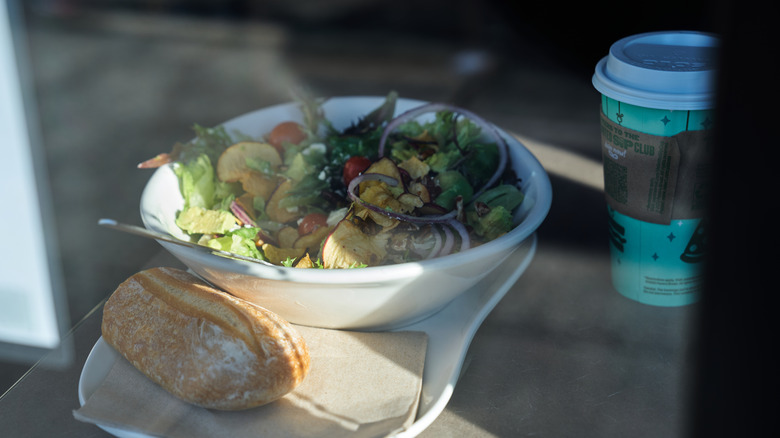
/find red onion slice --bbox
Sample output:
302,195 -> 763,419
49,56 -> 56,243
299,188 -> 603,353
426,226 -> 443,259
446,218 -> 471,252
230,201 -> 257,227
439,225 -> 454,256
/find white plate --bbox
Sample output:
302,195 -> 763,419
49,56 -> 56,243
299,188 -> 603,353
78,235 -> 536,437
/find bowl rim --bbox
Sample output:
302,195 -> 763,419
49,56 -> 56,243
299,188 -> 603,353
140,96 -> 552,284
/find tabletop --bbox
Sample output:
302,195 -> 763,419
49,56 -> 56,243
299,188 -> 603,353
0,136 -> 698,437
0,2 -> 714,437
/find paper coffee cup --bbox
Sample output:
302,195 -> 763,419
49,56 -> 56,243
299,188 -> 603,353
592,31 -> 719,306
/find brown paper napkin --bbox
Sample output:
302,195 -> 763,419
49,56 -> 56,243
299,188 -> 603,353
73,326 -> 428,438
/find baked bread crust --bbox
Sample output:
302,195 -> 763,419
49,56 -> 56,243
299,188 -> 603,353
101,267 -> 310,410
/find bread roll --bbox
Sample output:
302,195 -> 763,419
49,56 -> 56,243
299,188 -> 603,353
101,267 -> 310,410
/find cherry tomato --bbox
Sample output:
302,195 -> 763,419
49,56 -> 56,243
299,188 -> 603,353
343,156 -> 372,187
298,212 -> 329,236
268,121 -> 306,155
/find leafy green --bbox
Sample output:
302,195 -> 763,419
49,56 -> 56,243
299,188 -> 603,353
434,170 -> 474,210
174,154 -> 216,210
171,124 -> 240,166
278,173 -> 330,211
320,93 -> 399,194
465,185 -> 525,241
205,227 -> 264,260
385,110 -> 498,191
245,157 -> 275,175
252,196 -> 270,222
228,226 -> 262,241
213,183 -> 239,211
467,206 -> 513,241
175,206 -> 236,235
425,149 -> 462,174
342,91 -> 398,136
460,142 -> 499,188
173,153 -> 240,211
284,145 -> 327,181
328,129 -> 383,165
474,184 -> 524,210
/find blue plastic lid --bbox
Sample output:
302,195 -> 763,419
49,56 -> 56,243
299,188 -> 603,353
592,31 -> 720,110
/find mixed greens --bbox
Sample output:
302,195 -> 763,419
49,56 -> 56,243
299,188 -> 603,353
139,92 -> 524,268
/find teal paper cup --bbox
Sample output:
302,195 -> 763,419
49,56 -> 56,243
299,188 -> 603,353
592,31 -> 719,306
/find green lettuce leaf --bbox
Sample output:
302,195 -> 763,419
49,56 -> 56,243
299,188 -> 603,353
174,153 -> 240,211
205,228 -> 264,260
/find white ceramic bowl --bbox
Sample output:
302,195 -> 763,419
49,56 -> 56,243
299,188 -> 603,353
140,97 -> 552,330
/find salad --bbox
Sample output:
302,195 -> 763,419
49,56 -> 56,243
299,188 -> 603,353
139,92 -> 525,269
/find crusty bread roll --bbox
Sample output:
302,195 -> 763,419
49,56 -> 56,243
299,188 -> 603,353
101,267 -> 310,410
